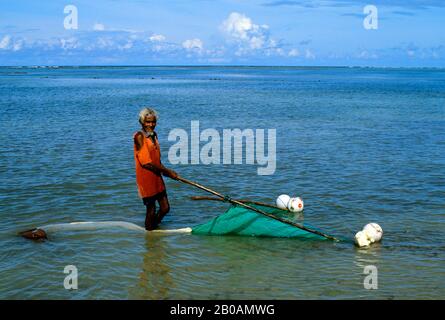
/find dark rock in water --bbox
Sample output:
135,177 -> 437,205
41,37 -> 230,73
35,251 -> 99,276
19,228 -> 47,241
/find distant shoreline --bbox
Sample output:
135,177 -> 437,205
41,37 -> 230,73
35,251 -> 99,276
1,65 -> 445,70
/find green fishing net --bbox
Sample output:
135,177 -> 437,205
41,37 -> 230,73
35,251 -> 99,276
192,203 -> 329,240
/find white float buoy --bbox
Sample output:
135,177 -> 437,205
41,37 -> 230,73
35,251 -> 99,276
355,223 -> 383,247
363,223 -> 383,243
354,230 -> 371,247
288,197 -> 304,213
276,194 -> 291,210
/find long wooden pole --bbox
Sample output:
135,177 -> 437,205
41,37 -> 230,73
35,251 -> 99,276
175,176 -> 339,241
191,195 -> 280,209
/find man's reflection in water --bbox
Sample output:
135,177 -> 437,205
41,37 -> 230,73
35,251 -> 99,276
135,234 -> 175,299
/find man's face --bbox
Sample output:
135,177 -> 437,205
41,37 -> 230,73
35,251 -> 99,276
143,115 -> 157,132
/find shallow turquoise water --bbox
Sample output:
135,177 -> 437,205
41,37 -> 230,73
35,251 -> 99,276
0,66 -> 444,299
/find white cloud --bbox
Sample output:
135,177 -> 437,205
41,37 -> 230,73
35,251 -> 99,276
12,40 -> 23,51
149,34 -> 166,42
263,39 -> 285,56
97,37 -> 114,48
0,36 -> 24,51
60,37 -> 78,50
130,34 -> 139,40
220,12 -> 270,50
249,36 -> 264,49
275,48 -> 285,56
0,35 -> 11,49
288,48 -> 300,57
221,12 -> 266,41
182,38 -> 203,51
93,23 -> 105,31
152,44 -> 163,52
358,50 -> 378,59
119,41 -> 133,50
305,49 -> 315,59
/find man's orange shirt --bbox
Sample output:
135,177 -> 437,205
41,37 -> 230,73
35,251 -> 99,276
134,132 -> 165,198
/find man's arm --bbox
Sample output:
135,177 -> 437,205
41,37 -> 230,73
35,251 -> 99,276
134,132 -> 144,151
134,132 -> 178,179
143,162 -> 178,179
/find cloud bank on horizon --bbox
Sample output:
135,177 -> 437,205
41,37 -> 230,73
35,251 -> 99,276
0,0 -> 444,66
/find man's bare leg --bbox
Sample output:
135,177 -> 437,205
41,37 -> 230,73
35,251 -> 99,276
145,203 -> 157,231
156,195 -> 170,226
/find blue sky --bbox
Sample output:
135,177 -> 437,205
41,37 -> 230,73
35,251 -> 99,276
0,0 -> 444,66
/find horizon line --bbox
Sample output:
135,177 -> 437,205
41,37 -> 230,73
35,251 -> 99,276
1,65 -> 445,69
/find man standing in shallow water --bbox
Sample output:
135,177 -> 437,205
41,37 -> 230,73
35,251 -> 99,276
134,108 -> 178,230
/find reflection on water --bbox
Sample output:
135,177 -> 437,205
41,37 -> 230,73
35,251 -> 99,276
353,244 -> 383,270
131,234 -> 175,299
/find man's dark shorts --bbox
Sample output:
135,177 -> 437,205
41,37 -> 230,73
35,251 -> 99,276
142,190 -> 167,206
